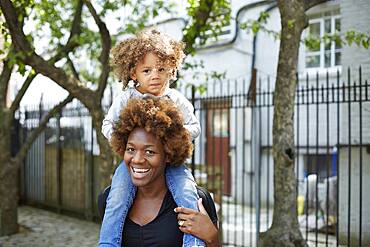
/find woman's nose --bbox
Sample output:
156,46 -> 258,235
132,151 -> 145,163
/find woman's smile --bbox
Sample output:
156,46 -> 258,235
130,166 -> 151,179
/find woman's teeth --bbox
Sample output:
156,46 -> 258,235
132,167 -> 150,173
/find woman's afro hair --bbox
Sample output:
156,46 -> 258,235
110,97 -> 193,166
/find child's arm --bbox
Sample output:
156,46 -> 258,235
171,90 -> 201,139
102,91 -> 130,140
182,101 -> 201,139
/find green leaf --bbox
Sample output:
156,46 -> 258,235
304,36 -> 321,51
153,8 -> 159,18
259,11 -> 269,23
18,62 -> 26,76
362,38 -> 369,49
251,21 -> 260,34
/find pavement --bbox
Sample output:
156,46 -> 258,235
0,204 -> 339,247
220,201 -> 339,247
0,206 -> 100,247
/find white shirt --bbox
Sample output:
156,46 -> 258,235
102,87 -> 201,140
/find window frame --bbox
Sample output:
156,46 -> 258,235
194,19 -> 235,48
304,14 -> 341,71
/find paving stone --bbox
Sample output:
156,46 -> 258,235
0,206 -> 100,247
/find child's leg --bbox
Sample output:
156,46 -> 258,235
166,164 -> 206,247
99,161 -> 136,246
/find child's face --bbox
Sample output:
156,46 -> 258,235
131,52 -> 172,96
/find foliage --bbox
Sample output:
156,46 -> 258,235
239,11 -> 272,36
240,11 -> 370,50
1,0 -> 233,94
122,1 -> 177,35
0,14 -> 11,53
179,59 -> 227,94
1,0 -> 177,86
1,3 -> 31,76
183,0 -> 231,54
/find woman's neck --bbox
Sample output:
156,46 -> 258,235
136,175 -> 167,199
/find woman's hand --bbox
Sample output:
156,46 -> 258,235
175,198 -> 219,247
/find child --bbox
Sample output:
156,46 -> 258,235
99,29 -> 204,247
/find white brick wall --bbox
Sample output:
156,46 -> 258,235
341,0 -> 370,81
340,0 -> 370,144
338,147 -> 370,246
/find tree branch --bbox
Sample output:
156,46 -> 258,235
48,0 -> 84,64
83,0 -> 111,100
9,71 -> 37,116
0,58 -> 13,108
66,54 -> 80,81
304,0 -> 328,11
183,0 -> 215,54
0,0 -> 33,53
10,95 -> 74,171
0,0 -> 93,106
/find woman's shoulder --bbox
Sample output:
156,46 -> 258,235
196,186 -> 218,224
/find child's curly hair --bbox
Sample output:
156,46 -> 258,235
110,97 -> 193,166
111,29 -> 186,88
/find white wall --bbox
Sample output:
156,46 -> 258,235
338,147 -> 370,246
341,0 -> 370,81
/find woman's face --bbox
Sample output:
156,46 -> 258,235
124,127 -> 167,188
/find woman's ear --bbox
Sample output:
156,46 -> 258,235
165,156 -> 170,164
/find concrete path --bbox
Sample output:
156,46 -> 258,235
0,206 -> 100,247
0,204 -> 340,247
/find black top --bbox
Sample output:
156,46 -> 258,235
122,190 -> 183,247
98,186 -> 218,247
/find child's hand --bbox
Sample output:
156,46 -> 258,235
175,198 -> 219,246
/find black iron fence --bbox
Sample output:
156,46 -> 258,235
17,67 -> 370,246
19,101 -> 102,220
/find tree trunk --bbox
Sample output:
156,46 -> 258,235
259,1 -> 308,246
0,133 -> 18,236
90,105 -> 114,190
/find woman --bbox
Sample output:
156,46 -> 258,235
99,97 -> 219,247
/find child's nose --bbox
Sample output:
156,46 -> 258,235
152,69 -> 161,76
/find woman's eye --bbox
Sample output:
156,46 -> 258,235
145,150 -> 155,155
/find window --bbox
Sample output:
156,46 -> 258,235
211,109 -> 229,137
305,15 -> 341,69
195,19 -> 234,47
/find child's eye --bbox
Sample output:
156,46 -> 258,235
126,147 -> 135,152
158,68 -> 165,72
142,69 -> 150,74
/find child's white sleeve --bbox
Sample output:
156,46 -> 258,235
102,92 -> 129,140
175,93 -> 201,140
